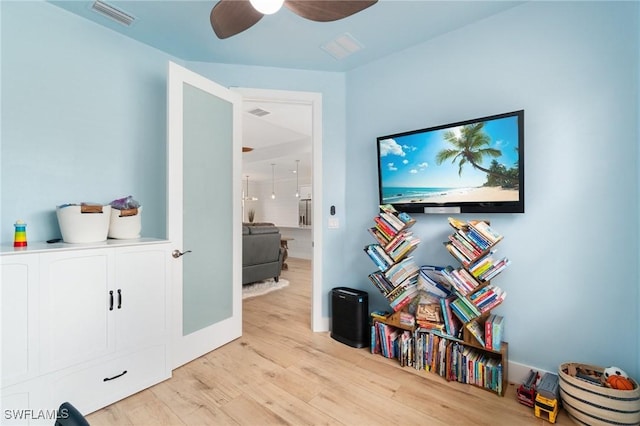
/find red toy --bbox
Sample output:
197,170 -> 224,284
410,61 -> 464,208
517,370 -> 540,407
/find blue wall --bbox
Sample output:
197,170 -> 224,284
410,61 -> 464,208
2,1 -> 639,378
1,1 -> 172,242
345,1 -> 639,376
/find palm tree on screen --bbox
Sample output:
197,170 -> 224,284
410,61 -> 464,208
435,123 -> 518,187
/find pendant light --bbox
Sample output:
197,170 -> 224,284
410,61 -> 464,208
243,175 -> 258,201
271,164 -> 276,199
295,160 -> 300,198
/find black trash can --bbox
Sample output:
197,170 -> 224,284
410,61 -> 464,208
330,287 -> 369,348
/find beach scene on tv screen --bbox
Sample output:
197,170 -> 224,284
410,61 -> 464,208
379,115 -> 520,204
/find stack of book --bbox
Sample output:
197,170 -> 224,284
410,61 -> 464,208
365,205 -> 420,312
444,218 -> 510,280
468,285 -> 507,313
417,265 -> 452,298
468,252 -> 511,282
464,314 -> 505,351
415,301 -> 445,331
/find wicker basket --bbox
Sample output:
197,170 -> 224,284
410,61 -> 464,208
559,362 -> 640,425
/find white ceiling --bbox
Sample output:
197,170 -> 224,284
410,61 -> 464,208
47,0 -> 523,182
242,100 -> 312,183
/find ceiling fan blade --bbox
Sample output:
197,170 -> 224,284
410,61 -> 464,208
210,0 -> 264,39
284,0 -> 377,22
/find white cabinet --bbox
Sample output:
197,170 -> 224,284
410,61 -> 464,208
1,240 -> 171,420
1,254 -> 39,387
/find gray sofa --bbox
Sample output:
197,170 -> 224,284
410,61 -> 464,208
242,223 -> 284,285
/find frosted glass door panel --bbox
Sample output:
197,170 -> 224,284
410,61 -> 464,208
182,82 -> 233,334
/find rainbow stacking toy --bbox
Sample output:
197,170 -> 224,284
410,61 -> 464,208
13,220 -> 27,247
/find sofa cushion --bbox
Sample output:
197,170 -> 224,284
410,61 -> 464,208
248,225 -> 279,235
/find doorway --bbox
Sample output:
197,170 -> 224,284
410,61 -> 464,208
234,88 -> 324,331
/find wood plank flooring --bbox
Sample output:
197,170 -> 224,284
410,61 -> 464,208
87,257 -> 572,425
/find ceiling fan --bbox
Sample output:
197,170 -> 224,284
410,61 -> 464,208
210,0 -> 378,39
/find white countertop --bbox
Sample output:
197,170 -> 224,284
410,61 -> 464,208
1,237 -> 170,256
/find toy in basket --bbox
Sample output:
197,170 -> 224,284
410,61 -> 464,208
559,362 -> 640,426
108,195 -> 142,239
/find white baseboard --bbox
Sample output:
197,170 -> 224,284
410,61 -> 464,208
508,359 -> 555,384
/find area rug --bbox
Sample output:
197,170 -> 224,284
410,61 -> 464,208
243,278 -> 289,299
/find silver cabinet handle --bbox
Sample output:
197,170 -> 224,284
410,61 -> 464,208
172,249 -> 192,259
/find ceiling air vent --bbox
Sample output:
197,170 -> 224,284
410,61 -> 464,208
91,0 -> 136,26
248,108 -> 270,117
321,32 -> 363,60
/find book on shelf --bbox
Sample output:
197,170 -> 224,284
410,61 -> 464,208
470,285 -> 506,313
441,266 -> 473,296
416,301 -> 444,323
465,320 -> 486,347
368,227 -> 390,246
379,211 -> 405,232
417,265 -> 452,299
444,243 -> 471,267
447,216 -> 466,230
479,258 -> 511,281
385,256 -> 419,284
368,271 -> 395,294
373,216 -> 398,240
441,295 -> 462,338
464,226 -> 492,251
469,221 -> 503,244
384,230 -> 410,253
491,314 -> 504,350
379,204 -> 416,229
389,237 -> 420,262
364,244 -> 391,272
484,314 -> 495,350
371,310 -> 391,321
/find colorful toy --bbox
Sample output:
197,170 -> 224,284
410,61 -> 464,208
608,375 -> 635,390
534,373 -> 560,423
13,220 -> 27,247
604,366 -> 629,380
517,369 -> 539,407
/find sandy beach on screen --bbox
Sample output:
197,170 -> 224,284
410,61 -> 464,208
405,186 -> 518,204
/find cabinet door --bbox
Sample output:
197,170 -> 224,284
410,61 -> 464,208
39,249 -> 115,373
1,254 -> 39,386
114,244 -> 169,351
1,376 -> 48,426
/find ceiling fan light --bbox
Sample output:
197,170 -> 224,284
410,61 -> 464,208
249,0 -> 284,15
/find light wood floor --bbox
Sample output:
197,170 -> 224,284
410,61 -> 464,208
87,257 -> 573,425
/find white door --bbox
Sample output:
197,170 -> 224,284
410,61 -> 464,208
167,61 -> 242,369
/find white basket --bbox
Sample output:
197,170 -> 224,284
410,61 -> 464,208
56,205 -> 111,243
559,362 -> 640,426
108,206 -> 142,239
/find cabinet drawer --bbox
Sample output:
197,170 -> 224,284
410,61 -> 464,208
49,344 -> 169,416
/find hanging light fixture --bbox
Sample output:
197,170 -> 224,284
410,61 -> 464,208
295,160 -> 300,198
271,164 -> 276,199
243,175 -> 258,201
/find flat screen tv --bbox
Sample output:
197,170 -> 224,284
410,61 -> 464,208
377,110 -> 524,214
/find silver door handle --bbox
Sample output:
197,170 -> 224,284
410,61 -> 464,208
172,249 -> 192,259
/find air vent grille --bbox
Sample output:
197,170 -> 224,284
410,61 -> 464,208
91,0 -> 136,26
321,32 -> 363,60
248,108 -> 270,117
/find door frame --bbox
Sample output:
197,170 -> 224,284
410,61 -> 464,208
233,87 -> 324,332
